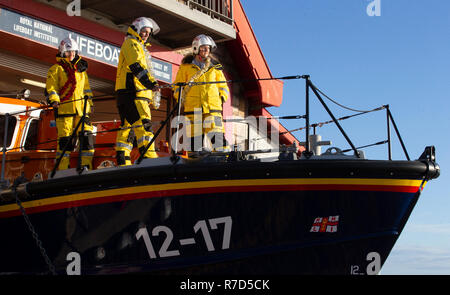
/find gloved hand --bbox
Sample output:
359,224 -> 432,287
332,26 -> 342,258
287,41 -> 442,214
76,59 -> 88,73
51,101 -> 60,108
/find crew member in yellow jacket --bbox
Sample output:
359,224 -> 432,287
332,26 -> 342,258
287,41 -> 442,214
46,37 -> 95,170
173,34 -> 230,153
115,17 -> 160,166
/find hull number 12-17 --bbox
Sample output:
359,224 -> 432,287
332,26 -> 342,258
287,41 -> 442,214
136,216 -> 232,259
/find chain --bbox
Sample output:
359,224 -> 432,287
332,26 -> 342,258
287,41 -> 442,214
13,186 -> 57,275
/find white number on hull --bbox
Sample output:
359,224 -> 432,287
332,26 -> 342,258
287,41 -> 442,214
136,216 -> 233,260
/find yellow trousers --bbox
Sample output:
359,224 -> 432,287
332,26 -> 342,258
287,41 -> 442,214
115,118 -> 157,166
185,111 -> 228,152
55,116 -> 94,170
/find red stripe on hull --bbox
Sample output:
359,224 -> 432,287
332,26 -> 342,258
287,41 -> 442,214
0,184 -> 419,218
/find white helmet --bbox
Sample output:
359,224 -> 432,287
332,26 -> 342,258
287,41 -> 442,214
132,17 -> 160,35
58,37 -> 79,56
192,34 -> 217,55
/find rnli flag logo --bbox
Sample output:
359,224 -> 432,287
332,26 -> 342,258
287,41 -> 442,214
310,216 -> 339,233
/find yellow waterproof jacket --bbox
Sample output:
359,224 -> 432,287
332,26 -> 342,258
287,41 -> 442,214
46,56 -> 93,116
115,27 -> 157,102
173,55 -> 229,114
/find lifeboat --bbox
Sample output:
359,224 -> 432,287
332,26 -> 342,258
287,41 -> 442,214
0,77 -> 440,275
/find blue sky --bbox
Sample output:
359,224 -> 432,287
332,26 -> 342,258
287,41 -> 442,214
241,0 -> 450,274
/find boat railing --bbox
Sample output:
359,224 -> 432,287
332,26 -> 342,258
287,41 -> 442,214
157,76 -> 411,162
1,75 -> 412,187
302,77 -> 410,161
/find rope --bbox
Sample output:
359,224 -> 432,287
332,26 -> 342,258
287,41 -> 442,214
341,140 -> 388,153
180,57 -> 212,100
309,82 -> 377,113
279,105 -> 386,135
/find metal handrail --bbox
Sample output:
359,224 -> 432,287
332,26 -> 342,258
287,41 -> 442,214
185,0 -> 233,24
301,79 -> 410,161
0,74 -> 413,189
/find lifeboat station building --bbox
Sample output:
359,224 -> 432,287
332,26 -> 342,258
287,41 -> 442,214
0,0 -> 300,171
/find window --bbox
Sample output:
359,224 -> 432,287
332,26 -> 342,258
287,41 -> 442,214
24,119 -> 39,151
0,115 -> 17,150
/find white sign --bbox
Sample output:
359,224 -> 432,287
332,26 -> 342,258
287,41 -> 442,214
0,8 -> 172,82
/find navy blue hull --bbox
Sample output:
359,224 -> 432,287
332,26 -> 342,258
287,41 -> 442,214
0,188 -> 418,275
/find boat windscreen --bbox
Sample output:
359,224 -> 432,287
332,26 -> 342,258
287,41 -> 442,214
0,115 -> 17,150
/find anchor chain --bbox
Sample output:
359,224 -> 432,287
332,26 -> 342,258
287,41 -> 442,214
13,185 -> 57,275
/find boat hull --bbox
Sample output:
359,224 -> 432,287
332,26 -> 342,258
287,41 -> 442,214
0,158 -> 438,275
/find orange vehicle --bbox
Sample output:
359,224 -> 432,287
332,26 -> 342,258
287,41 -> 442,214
0,96 -> 170,187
